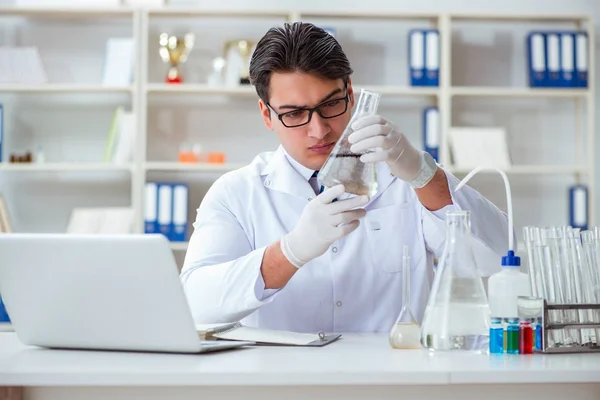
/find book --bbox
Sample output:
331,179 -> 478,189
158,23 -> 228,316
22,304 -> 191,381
195,322 -> 341,347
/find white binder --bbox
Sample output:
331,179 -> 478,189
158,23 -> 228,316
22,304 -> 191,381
144,182 -> 158,234
575,32 -> 588,87
425,30 -> 439,86
409,30 -> 425,86
546,33 -> 560,87
560,32 -> 575,87
172,184 -> 188,242
157,184 -> 173,239
527,32 -> 546,87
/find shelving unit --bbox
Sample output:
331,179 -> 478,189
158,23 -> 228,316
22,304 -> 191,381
0,6 -> 594,257
0,163 -> 134,172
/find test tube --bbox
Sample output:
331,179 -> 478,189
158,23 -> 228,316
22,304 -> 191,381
540,228 -> 565,346
523,227 -> 540,297
569,228 -> 594,344
582,231 -> 600,344
535,317 -> 543,351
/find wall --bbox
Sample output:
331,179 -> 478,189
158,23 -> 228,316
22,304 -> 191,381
0,0 -> 598,256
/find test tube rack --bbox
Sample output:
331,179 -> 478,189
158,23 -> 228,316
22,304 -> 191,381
538,301 -> 600,354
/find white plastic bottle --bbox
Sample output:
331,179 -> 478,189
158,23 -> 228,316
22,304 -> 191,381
488,250 -> 531,318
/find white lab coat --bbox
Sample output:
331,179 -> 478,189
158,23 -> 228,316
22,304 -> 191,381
181,145 -> 511,333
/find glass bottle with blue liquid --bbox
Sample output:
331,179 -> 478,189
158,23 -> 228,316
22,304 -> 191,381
489,317 -> 504,354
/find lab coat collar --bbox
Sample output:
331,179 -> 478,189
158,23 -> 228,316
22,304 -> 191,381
260,146 -> 316,200
282,147 -> 316,181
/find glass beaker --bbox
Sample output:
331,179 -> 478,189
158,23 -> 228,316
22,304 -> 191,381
317,89 -> 381,197
389,245 -> 421,349
420,210 -> 491,353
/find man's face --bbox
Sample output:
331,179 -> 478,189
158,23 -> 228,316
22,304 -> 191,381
259,72 -> 355,171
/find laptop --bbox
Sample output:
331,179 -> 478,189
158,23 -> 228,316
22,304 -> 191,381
0,233 -> 253,354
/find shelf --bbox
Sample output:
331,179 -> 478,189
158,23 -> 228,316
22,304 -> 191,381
0,6 -> 134,18
146,84 -> 438,97
170,241 -> 189,251
145,162 -> 246,172
0,163 -> 134,172
147,8 -> 290,18
449,13 -> 590,23
297,11 -> 439,20
447,165 -> 588,175
0,84 -> 134,94
451,87 -> 589,98
146,84 -> 256,96
359,85 -> 439,96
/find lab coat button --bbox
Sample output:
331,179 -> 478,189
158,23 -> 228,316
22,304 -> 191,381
332,246 -> 338,253
265,180 -> 271,187
336,301 -> 342,307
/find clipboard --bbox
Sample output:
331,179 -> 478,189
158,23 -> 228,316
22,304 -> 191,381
196,322 -> 342,347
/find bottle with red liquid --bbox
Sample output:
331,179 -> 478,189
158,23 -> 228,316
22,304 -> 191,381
519,318 -> 533,354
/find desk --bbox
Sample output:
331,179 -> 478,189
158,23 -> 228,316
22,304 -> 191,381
0,332 -> 599,400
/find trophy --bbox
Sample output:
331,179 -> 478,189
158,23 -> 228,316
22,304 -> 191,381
159,32 -> 195,84
223,39 -> 256,85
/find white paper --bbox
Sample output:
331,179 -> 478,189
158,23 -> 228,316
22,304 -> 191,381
216,326 -> 320,346
0,47 -> 47,84
449,127 -> 512,169
67,208 -> 135,234
102,38 -> 135,86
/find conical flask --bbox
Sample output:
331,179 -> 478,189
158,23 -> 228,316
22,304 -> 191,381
420,210 -> 491,353
389,245 -> 421,349
317,89 -> 381,197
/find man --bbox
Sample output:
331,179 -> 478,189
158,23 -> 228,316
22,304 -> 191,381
180,22 -> 510,333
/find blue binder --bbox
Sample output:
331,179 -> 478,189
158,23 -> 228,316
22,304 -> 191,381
409,29 -> 426,86
559,31 -> 576,87
144,182 -> 159,234
171,183 -> 189,242
424,30 -> 439,86
569,184 -> 588,230
546,32 -> 561,87
527,32 -> 547,87
575,31 -> 588,87
157,183 -> 173,240
409,29 -> 440,87
423,106 -> 439,162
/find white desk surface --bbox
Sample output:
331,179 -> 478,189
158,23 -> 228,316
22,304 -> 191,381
0,332 -> 599,387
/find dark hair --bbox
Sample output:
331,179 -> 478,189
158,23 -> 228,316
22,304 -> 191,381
249,22 -> 353,103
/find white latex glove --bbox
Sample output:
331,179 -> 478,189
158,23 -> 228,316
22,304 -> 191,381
347,115 -> 423,182
280,184 -> 368,268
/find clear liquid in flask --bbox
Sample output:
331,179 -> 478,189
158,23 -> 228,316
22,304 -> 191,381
420,211 -> 491,353
389,245 -> 422,349
317,89 -> 381,197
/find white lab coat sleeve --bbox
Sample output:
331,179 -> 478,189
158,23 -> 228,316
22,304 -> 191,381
180,181 -> 281,324
421,168 -> 515,276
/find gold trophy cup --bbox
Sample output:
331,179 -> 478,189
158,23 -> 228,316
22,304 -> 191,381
224,39 -> 256,85
159,32 -> 195,84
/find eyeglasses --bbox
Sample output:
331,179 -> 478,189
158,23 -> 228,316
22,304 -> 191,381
267,91 -> 350,128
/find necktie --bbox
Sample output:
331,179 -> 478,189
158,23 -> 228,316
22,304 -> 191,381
309,171 -> 321,195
